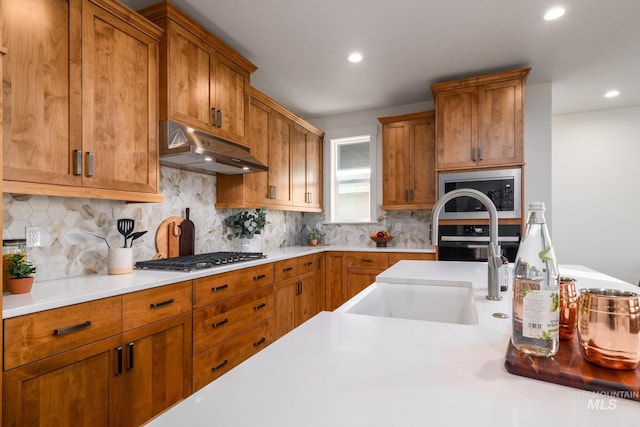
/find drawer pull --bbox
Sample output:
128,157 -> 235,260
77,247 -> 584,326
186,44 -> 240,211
53,320 -> 92,336
127,342 -> 134,371
253,274 -> 266,281
212,318 -> 229,328
115,346 -> 123,376
212,284 -> 229,292
211,359 -> 228,372
304,261 -> 313,267
283,266 -> 293,272
361,259 -> 374,263
253,337 -> 266,347
253,302 -> 267,311
150,298 -> 174,309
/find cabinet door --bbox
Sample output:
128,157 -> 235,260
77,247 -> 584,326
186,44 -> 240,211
296,272 -> 316,326
243,98 -> 270,203
325,252 -> 347,310
2,0 -> 82,186
435,87 -> 478,170
305,132 -> 323,209
382,121 -> 412,207
478,79 -> 524,166
347,268 -> 384,301
212,52 -> 250,145
290,124 -> 307,206
3,335 -> 122,427
268,111 -> 292,206
82,0 -> 158,193
122,312 -> 192,427
410,117 -> 436,206
166,20 -> 213,131
274,277 -> 296,340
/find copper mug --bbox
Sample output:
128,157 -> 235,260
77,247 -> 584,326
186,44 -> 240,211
559,277 -> 578,340
577,288 -> 640,370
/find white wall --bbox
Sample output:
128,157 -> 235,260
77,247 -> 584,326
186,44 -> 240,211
524,83 -> 553,231
552,106 -> 640,284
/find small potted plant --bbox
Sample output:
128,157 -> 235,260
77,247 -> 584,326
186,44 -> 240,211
226,207 -> 267,252
6,253 -> 37,294
307,229 -> 320,246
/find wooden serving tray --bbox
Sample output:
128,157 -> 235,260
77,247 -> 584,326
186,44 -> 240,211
504,335 -> 640,402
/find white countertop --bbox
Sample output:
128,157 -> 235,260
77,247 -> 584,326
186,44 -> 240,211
146,261 -> 639,426
2,245 -> 434,318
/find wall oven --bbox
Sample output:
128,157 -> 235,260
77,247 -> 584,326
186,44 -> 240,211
437,168 -> 521,220
438,224 -> 521,262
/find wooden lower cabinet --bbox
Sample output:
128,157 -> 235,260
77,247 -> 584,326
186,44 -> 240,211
274,272 -> 316,340
3,335 -> 123,427
325,251 -> 435,310
121,312 -> 192,427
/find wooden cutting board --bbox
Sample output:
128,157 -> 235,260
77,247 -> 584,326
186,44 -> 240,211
179,207 -> 195,256
155,216 -> 184,259
504,335 -> 640,401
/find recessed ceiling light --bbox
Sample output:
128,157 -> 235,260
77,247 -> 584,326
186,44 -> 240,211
605,90 -> 620,98
544,6 -> 565,21
348,52 -> 363,63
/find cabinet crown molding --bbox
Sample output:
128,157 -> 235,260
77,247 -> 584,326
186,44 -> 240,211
431,67 -> 531,93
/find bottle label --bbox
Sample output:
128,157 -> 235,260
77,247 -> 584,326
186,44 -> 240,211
522,289 -> 559,339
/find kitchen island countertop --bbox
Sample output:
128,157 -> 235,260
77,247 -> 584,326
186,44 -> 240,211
146,261 -> 639,426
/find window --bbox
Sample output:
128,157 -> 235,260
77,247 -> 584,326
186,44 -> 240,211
327,129 -> 376,223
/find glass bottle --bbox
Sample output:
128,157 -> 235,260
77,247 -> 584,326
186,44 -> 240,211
511,202 -> 560,357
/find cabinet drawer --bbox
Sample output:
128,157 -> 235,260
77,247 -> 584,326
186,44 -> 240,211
274,258 -> 298,282
123,281 -> 192,331
193,263 -> 274,308
192,320 -> 272,391
347,252 -> 389,269
193,286 -> 273,355
298,254 -> 317,275
3,296 -> 122,370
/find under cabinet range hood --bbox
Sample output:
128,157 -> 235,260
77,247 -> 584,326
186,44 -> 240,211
159,120 -> 268,175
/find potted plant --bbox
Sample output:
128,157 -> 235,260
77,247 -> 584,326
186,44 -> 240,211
307,229 -> 320,246
6,253 -> 37,294
226,207 -> 267,252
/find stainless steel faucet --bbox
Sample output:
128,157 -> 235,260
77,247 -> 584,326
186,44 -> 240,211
431,188 -> 502,300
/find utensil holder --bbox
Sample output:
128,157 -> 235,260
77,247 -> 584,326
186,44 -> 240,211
108,248 -> 133,275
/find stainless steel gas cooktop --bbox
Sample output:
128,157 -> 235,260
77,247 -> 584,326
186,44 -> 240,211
135,252 -> 266,272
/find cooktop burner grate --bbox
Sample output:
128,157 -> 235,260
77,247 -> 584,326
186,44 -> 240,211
135,252 -> 266,272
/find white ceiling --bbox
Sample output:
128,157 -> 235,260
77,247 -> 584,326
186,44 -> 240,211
123,0 -> 640,118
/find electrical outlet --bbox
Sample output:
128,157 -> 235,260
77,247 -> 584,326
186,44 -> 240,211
26,227 -> 41,248
394,223 -> 402,232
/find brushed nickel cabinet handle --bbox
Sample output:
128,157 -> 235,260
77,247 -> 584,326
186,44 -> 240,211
268,185 -> 276,199
211,107 -> 217,127
217,110 -> 223,128
472,147 -> 477,161
74,150 -> 83,175
53,320 -> 92,336
479,146 -> 484,160
150,298 -> 174,309
211,359 -> 228,372
86,152 -> 94,177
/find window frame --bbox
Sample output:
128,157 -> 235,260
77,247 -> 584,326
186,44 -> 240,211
324,125 -> 378,224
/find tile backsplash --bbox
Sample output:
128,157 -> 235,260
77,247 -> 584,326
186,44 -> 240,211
3,167 -> 432,281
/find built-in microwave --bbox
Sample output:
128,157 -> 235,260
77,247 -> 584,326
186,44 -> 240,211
437,168 -> 522,219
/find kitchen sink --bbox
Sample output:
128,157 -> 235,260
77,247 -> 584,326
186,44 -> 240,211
336,281 -> 479,325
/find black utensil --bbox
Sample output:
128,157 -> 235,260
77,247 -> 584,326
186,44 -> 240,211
117,218 -> 135,248
127,230 -> 148,247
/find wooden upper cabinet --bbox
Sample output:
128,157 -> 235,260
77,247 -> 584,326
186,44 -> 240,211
216,88 -> 324,212
2,0 -> 162,202
82,0 -> 159,194
379,111 -> 436,210
432,68 -> 529,171
140,2 -> 255,146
